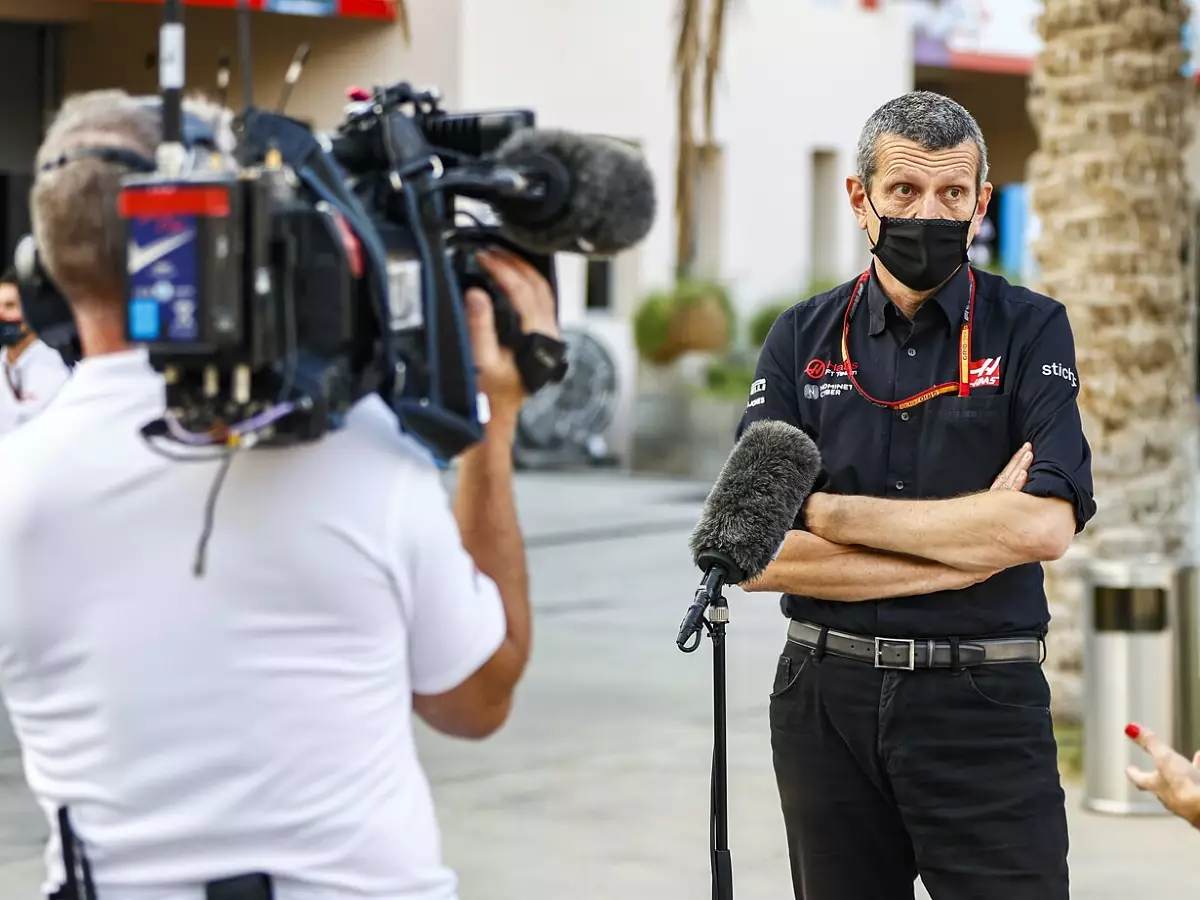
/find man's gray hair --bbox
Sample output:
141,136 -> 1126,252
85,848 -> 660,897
855,91 -> 989,193
30,89 -> 235,306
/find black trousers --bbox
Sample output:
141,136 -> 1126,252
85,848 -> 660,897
770,637 -> 1069,900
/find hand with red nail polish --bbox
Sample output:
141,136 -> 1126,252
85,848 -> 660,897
1124,722 -> 1200,830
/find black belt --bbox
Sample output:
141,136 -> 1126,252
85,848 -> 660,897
787,619 -> 1043,670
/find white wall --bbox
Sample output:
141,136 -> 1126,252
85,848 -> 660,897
715,1 -> 913,308
456,0 -> 912,321
456,0 -> 675,327
450,0 -> 912,464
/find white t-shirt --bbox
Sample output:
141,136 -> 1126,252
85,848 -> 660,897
0,349 -> 506,900
0,338 -> 71,433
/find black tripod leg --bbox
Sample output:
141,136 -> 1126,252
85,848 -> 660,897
710,620 -> 733,900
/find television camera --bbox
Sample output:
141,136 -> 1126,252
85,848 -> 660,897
15,0 -> 656,463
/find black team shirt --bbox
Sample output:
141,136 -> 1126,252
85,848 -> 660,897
739,264 -> 1096,639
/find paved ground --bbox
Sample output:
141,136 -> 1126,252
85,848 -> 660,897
0,471 -> 1198,897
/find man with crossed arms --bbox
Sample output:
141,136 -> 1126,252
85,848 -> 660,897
741,91 -> 1094,900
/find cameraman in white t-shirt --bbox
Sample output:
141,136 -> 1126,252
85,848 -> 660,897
0,265 -> 70,433
0,90 -> 547,900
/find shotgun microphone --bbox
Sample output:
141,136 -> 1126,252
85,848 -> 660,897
438,128 -> 656,257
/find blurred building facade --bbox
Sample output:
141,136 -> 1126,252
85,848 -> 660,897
0,0 -> 916,321
0,0 -> 1196,462
0,0 -> 1197,320
0,0 -> 911,464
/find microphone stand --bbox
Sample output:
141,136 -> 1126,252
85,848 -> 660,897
677,566 -> 734,900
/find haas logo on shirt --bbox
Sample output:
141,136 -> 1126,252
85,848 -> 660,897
969,357 -> 1002,388
805,359 -> 858,380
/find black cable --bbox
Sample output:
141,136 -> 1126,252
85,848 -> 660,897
138,424 -> 238,578
193,451 -> 236,577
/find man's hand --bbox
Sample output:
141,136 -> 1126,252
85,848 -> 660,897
464,250 -> 560,428
991,442 -> 1032,491
1125,723 -> 1200,830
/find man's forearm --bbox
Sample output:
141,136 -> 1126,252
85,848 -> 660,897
743,531 -> 994,601
807,491 -> 1072,572
452,411 -> 531,665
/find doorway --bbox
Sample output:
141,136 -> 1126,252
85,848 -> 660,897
0,23 -> 63,266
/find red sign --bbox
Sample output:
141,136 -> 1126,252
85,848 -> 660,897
95,0 -> 395,22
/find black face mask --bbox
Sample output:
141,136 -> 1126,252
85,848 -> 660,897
0,321 -> 25,347
868,196 -> 972,292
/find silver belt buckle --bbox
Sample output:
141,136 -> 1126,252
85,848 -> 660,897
874,637 -> 916,670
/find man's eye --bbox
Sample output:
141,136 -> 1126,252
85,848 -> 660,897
895,185 -> 911,196
947,188 -> 963,200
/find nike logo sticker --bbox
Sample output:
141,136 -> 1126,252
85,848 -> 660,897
128,230 -> 195,275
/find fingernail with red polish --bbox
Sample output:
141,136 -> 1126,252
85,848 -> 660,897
1125,723 -> 1140,739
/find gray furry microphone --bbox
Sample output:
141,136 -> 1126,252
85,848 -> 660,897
677,420 -> 821,650
689,420 -> 823,585
491,129 -> 656,256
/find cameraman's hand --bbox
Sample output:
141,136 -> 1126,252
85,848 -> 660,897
464,250 -> 559,426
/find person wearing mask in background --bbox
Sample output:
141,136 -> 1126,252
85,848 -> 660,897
0,265 -> 70,432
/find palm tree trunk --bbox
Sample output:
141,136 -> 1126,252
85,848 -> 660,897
397,0 -> 410,43
674,0 -> 703,279
701,0 -> 727,146
1027,0 -> 1194,717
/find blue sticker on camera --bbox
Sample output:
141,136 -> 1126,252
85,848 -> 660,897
128,298 -> 161,341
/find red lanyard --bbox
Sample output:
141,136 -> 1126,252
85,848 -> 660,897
840,268 -> 976,411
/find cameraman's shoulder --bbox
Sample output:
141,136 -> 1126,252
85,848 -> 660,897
342,394 -> 441,473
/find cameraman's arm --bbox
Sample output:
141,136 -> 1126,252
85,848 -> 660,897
437,415 -> 530,733
402,429 -> 528,740
411,252 -> 552,739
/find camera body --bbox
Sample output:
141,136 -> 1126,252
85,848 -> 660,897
121,155 -> 366,445
126,83 -> 562,459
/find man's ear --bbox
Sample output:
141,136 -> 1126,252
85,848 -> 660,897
975,182 -> 993,224
847,176 -> 869,231
968,182 -> 994,245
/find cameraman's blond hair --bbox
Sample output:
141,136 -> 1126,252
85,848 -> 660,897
31,89 -> 235,308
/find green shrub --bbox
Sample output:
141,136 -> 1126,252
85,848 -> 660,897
749,303 -> 790,348
674,279 -> 735,330
805,277 -> 845,296
747,279 -> 843,349
703,359 -> 757,399
633,291 -> 676,364
633,279 -> 737,365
